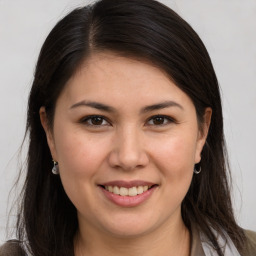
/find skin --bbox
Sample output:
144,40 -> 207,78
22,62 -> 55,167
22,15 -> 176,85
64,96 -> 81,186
40,52 -> 211,256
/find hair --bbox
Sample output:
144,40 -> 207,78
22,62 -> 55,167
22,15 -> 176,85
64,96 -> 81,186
14,0 -> 245,255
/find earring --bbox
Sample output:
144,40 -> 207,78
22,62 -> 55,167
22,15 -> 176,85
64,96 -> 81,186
194,164 -> 201,174
52,160 -> 59,175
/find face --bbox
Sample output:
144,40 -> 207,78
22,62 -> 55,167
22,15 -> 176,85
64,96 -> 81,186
41,53 -> 211,239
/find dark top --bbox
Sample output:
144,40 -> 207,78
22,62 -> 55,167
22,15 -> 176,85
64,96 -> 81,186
1,229 -> 256,256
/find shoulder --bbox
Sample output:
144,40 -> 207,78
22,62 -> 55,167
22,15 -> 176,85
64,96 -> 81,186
243,229 -> 256,256
0,240 -> 26,256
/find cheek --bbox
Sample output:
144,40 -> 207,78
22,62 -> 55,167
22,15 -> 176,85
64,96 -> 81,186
152,136 -> 196,205
150,133 -> 196,199
151,134 -> 197,175
54,129 -> 109,175
54,130 -> 111,208
52,131 -> 112,210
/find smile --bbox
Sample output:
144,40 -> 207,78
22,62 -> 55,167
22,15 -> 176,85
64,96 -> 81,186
104,185 -> 153,197
99,181 -> 158,207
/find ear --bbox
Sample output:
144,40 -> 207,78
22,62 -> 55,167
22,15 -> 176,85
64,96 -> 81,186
39,107 -> 58,161
195,107 -> 212,164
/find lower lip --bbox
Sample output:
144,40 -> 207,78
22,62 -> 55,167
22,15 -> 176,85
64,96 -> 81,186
99,186 -> 157,207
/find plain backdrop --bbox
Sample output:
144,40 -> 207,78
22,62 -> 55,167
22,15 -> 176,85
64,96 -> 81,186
0,0 -> 256,242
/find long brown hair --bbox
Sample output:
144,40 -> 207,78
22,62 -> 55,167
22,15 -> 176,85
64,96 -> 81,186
14,0 -> 245,255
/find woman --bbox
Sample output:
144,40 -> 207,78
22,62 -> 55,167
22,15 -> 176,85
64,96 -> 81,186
0,0 -> 255,255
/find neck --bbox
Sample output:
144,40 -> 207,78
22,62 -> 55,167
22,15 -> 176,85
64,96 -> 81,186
74,217 -> 190,256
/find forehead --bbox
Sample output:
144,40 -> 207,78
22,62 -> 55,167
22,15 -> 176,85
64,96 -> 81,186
72,53 -> 170,88
58,52 -> 194,110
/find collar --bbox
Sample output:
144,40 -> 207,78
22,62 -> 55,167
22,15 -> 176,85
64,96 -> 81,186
190,224 -> 205,256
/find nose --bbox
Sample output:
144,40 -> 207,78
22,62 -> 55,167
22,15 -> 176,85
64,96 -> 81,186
108,126 -> 149,171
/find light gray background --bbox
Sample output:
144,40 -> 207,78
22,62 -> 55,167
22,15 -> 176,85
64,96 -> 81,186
0,0 -> 256,242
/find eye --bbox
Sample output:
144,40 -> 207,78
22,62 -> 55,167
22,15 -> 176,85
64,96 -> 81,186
147,115 -> 174,126
81,115 -> 110,126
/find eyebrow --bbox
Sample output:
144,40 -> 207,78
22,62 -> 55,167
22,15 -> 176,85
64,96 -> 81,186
141,101 -> 184,113
70,100 -> 183,113
70,100 -> 115,112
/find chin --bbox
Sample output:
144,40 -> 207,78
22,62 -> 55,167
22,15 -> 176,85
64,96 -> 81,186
97,214 -> 161,238
104,226 -> 153,239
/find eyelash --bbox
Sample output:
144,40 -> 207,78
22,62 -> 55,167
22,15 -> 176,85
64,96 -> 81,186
146,115 -> 176,126
80,115 -> 111,127
80,115 -> 176,127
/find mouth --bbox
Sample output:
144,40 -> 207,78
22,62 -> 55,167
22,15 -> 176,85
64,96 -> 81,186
100,184 -> 158,197
98,181 -> 159,207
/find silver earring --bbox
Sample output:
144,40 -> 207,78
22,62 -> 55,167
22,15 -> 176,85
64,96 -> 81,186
194,164 -> 201,174
52,160 -> 59,175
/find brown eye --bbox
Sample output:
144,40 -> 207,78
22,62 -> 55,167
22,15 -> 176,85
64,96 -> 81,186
82,115 -> 109,126
147,115 -> 174,126
91,116 -> 104,125
152,116 -> 165,125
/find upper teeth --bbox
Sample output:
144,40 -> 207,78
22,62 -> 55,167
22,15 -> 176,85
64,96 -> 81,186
105,185 -> 150,196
